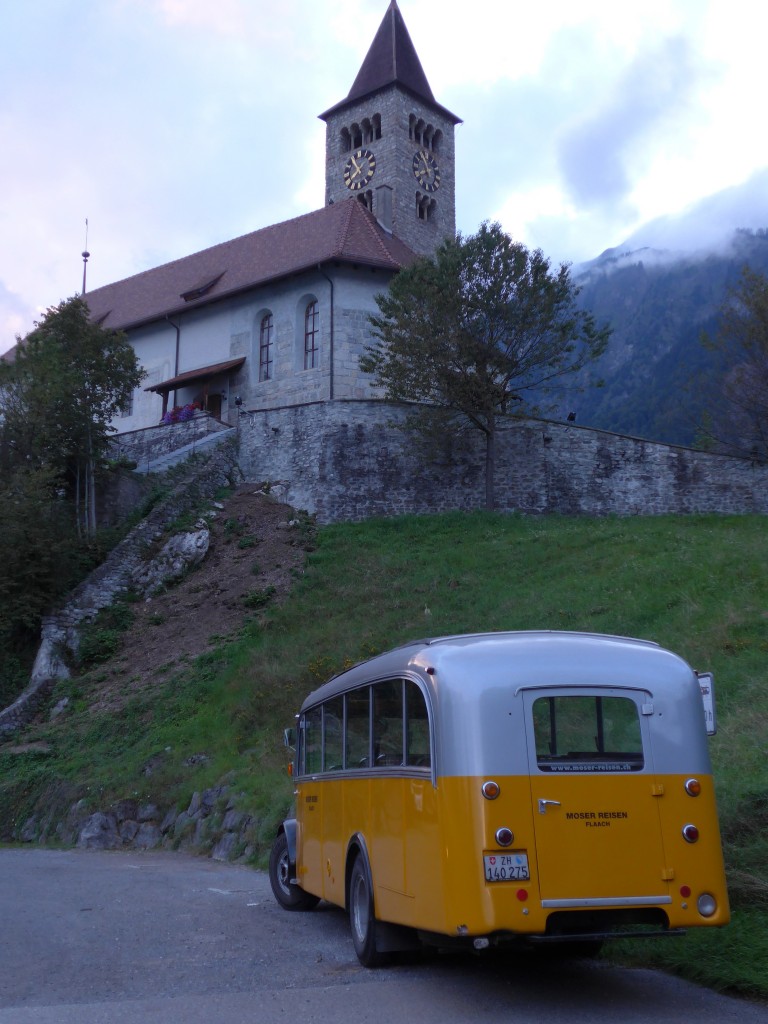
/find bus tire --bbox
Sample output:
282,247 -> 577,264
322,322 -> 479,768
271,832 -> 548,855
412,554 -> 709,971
349,854 -> 389,967
268,832 -> 319,912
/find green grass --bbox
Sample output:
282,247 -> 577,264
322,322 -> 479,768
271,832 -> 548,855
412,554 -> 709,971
1,511 -> 767,997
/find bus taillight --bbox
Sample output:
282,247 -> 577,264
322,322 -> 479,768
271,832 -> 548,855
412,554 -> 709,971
682,824 -> 700,843
495,827 -> 514,847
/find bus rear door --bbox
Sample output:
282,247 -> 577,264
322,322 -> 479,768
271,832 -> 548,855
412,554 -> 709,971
522,689 -> 670,909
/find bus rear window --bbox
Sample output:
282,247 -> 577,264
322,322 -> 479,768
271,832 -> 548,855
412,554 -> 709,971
532,695 -> 644,772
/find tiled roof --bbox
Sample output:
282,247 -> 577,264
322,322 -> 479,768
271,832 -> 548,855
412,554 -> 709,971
145,357 -> 246,394
84,198 -> 417,332
319,1 -> 461,125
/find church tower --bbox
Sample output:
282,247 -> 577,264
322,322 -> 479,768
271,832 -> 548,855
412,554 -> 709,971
319,1 -> 461,257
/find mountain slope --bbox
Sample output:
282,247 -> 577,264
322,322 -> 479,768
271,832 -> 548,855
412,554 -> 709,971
571,228 -> 768,446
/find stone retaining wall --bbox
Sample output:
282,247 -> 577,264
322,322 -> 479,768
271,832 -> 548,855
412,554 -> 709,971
236,400 -> 768,522
18,782 -> 258,863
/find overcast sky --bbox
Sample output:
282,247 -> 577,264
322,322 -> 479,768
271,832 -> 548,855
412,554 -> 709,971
1,0 -> 766,355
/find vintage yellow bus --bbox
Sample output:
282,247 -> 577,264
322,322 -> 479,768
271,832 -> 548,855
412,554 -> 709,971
269,631 -> 729,966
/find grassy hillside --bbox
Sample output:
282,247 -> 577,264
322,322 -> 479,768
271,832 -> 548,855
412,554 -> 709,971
2,510 -> 767,996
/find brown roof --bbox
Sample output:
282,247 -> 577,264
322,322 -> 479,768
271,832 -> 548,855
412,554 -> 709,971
145,357 -> 246,394
319,0 -> 461,125
84,198 -> 417,332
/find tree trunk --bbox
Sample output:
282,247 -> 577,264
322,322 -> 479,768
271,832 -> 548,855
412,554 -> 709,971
74,462 -> 82,539
485,418 -> 496,510
87,456 -> 97,537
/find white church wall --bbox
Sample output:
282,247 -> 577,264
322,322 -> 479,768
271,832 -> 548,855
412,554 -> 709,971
111,322 -> 174,432
111,261 -> 394,433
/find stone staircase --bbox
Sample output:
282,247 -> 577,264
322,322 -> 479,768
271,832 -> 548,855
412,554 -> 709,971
134,426 -> 237,474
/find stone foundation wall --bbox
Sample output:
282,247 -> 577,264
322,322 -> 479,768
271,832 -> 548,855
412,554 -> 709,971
236,400 -> 768,522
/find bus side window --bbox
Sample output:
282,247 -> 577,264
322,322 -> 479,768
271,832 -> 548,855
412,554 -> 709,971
373,680 -> 404,766
346,687 -> 371,768
304,706 -> 323,775
324,696 -> 344,771
405,681 -> 431,768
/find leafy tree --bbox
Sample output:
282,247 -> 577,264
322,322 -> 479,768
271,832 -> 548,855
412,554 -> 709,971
361,222 -> 611,508
0,296 -> 144,700
0,465 -> 84,704
0,296 -> 144,536
697,267 -> 768,459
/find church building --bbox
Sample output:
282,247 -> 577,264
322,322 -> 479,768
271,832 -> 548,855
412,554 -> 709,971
84,1 -> 460,434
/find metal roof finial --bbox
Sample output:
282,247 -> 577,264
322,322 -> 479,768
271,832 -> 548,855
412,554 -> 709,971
81,218 -> 90,294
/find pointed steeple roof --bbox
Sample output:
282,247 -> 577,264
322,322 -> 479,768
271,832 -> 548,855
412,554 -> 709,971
320,1 -> 460,124
349,1 -> 434,105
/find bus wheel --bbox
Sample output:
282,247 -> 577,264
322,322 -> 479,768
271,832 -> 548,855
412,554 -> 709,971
268,832 -> 319,911
349,855 -> 389,967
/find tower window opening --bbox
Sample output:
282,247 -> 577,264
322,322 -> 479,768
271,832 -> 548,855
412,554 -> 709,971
357,190 -> 373,212
410,115 -> 438,151
343,114 -> 381,152
416,192 -> 436,221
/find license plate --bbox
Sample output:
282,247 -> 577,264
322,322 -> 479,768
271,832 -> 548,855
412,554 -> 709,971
483,852 -> 530,883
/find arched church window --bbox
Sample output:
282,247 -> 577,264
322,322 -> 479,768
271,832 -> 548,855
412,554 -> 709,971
357,190 -> 373,212
259,313 -> 274,382
409,114 -> 416,140
340,127 -> 351,153
304,301 -> 319,369
362,118 -> 372,144
351,123 -> 363,149
372,113 -> 381,139
432,129 -> 442,154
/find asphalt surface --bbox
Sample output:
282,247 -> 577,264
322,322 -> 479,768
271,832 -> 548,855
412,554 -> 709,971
1,848 -> 766,1024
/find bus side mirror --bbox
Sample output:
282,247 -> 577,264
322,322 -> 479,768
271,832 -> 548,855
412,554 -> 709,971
284,727 -> 296,749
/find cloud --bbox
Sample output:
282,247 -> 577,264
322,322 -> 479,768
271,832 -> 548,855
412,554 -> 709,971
624,167 -> 768,254
0,0 -> 765,351
557,35 -> 705,211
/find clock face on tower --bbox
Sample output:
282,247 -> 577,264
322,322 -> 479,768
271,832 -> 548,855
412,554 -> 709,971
343,148 -> 377,191
413,149 -> 440,192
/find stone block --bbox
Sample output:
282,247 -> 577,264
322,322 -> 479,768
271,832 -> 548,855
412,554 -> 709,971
78,812 -> 120,850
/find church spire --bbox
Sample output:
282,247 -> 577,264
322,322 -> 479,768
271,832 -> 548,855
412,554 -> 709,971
320,1 -> 460,256
320,1 -> 459,124
347,0 -> 435,107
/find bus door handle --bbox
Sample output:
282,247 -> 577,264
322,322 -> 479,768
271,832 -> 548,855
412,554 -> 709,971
538,798 -> 562,815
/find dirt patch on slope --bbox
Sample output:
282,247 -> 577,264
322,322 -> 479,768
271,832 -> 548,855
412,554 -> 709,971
85,487 -> 311,712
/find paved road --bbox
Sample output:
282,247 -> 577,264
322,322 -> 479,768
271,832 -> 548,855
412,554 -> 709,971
1,849 -> 766,1024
